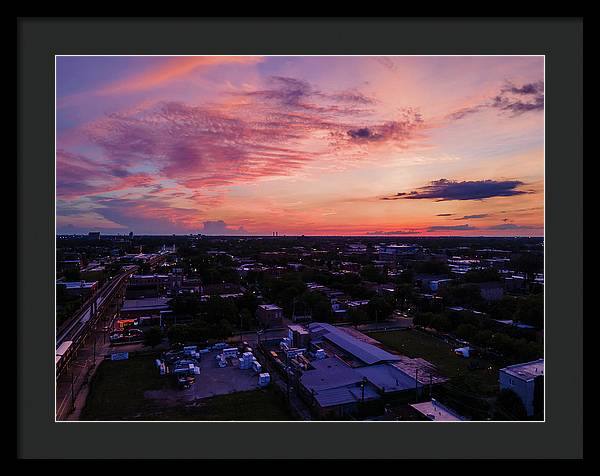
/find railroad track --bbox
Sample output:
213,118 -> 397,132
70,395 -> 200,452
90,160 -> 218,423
56,265 -> 138,349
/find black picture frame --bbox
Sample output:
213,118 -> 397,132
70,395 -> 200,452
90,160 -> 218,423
18,17 -> 583,459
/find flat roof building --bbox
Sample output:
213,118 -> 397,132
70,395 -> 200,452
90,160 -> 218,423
121,297 -> 171,318
410,399 -> 466,421
499,358 -> 544,417
257,304 -> 283,329
308,322 -> 401,366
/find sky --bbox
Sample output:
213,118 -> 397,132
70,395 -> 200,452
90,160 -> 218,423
56,56 -> 544,236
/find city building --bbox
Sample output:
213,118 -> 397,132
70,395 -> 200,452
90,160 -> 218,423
499,358 -> 544,416
58,280 -> 98,298
120,297 -> 171,319
127,274 -> 171,298
257,304 -> 283,328
478,281 -> 504,301
378,244 -> 420,261
58,259 -> 81,273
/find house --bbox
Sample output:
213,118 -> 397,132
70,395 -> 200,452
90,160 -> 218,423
499,358 -> 544,417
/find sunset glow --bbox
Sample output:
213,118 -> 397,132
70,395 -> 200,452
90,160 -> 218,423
56,56 -> 544,236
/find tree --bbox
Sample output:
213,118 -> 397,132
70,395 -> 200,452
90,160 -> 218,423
204,296 -> 239,325
514,293 -> 543,329
349,308 -> 369,327
168,295 -> 201,316
167,324 -> 190,345
430,314 -> 451,332
64,269 -> 81,281
512,252 -> 543,285
366,296 -> 393,322
413,312 -> 436,328
413,260 -> 450,275
395,283 -> 415,312
239,308 -> 253,331
361,265 -> 385,284
300,291 -> 333,323
216,319 -> 234,339
494,389 -> 527,420
143,326 -> 163,348
463,268 -> 501,283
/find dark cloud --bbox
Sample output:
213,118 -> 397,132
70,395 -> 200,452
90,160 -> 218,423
347,127 -> 382,140
426,224 -> 476,232
330,91 -> 375,105
240,76 -> 374,115
245,76 -> 313,108
436,213 -> 454,217
457,214 -> 489,219
366,230 -> 421,235
385,179 -> 529,201
346,109 -> 424,143
200,220 -> 248,235
447,80 -> 544,120
90,196 -> 200,235
502,81 -> 544,96
446,105 -> 485,121
485,223 -> 541,231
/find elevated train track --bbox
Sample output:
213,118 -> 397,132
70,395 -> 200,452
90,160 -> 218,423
55,265 -> 138,377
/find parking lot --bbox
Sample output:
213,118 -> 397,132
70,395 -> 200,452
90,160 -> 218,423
144,350 -> 261,406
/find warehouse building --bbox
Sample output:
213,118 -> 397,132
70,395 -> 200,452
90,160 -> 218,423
294,323 -> 443,419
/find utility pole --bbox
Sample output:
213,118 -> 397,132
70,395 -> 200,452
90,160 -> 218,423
285,350 -> 290,403
429,373 -> 433,399
70,370 -> 75,411
415,368 -> 419,403
361,377 -> 366,403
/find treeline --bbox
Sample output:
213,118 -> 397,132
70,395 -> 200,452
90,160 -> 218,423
162,292 -> 260,343
413,310 -> 542,363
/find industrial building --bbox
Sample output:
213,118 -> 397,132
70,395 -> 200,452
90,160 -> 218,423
269,322 -> 447,419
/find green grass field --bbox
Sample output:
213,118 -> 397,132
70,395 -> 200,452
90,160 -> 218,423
368,329 -> 501,397
81,354 -> 292,421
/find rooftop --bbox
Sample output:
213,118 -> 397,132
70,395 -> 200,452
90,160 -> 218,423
60,281 -> 97,289
259,304 -> 283,311
355,363 -> 420,392
410,399 -> 466,421
288,324 -> 309,335
309,322 -> 401,365
121,297 -> 171,311
500,358 -> 544,381
299,357 -> 380,407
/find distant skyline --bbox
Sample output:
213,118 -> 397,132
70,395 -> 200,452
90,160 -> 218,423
56,56 -> 544,236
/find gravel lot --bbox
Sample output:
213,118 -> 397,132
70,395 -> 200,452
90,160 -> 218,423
144,350 -> 261,405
